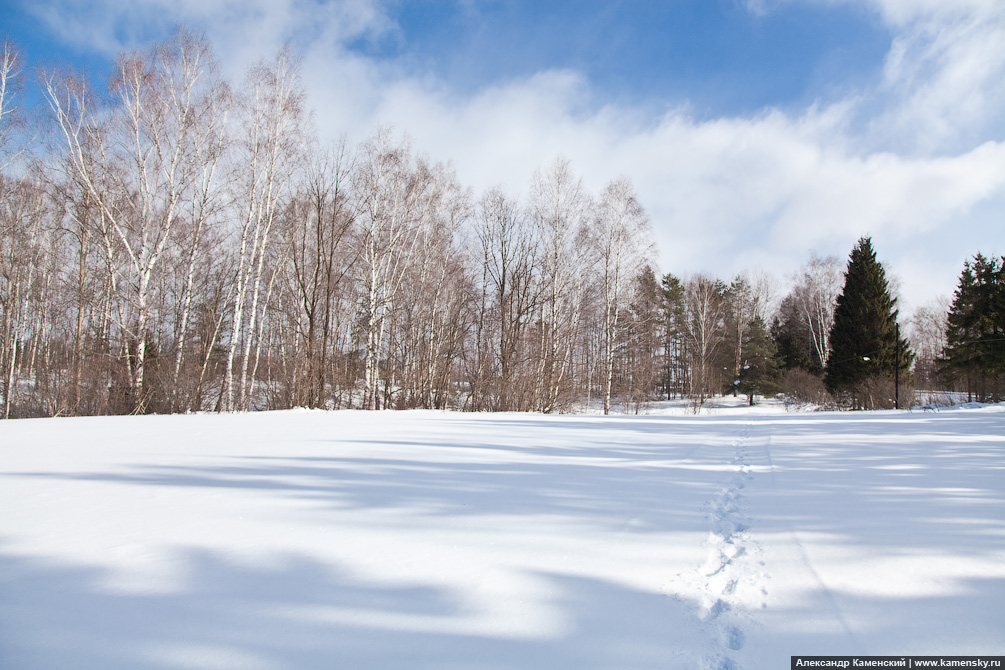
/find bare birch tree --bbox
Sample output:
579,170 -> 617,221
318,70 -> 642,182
283,138 -> 357,408
792,252 -> 843,371
0,179 -> 48,418
529,156 -> 589,412
684,274 -> 726,411
591,176 -> 654,414
352,130 -> 433,409
0,39 -> 27,174
223,47 -> 306,411
910,296 -> 950,393
395,163 -> 471,409
44,29 -> 226,412
0,39 -> 30,417
624,266 -> 662,412
469,187 -> 539,411
165,38 -> 231,412
724,275 -> 754,393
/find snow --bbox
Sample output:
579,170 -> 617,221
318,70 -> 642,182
1,402 -> 1003,669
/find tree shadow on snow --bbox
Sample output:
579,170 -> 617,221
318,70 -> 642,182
0,544 -> 708,670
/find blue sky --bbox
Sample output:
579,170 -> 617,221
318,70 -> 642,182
367,0 -> 891,115
4,0 -> 892,114
3,0 -> 1005,313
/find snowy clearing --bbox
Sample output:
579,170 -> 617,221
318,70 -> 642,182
1,403 -> 1003,669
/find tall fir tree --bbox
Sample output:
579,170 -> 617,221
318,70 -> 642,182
940,253 -> 1005,401
824,237 -> 913,408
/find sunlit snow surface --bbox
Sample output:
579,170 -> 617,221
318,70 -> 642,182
1,401 -> 1003,669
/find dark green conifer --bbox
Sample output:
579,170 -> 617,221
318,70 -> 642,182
941,254 -> 1005,401
737,316 -> 780,405
771,294 -> 819,373
824,237 -> 913,408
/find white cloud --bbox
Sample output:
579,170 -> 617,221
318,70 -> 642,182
874,1 -> 1005,153
753,0 -> 1005,153
25,0 -> 393,78
23,0 -> 1005,311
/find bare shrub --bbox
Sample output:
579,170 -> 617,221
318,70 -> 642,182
781,368 -> 833,410
850,375 -> 915,410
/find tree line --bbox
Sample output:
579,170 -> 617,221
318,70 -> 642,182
0,33 -> 999,418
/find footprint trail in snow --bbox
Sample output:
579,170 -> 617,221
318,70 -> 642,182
697,421 -> 768,670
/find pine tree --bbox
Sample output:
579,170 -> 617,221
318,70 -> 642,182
824,237 -> 913,409
737,316 -> 780,405
941,254 -> 1005,401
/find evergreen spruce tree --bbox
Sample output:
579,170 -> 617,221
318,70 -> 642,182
824,237 -> 913,408
771,294 -> 819,373
941,254 -> 1005,401
737,316 -> 780,405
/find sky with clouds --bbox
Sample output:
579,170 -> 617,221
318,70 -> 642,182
3,0 -> 1004,313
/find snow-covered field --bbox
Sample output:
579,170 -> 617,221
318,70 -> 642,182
1,402 -> 1003,669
